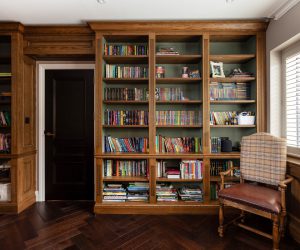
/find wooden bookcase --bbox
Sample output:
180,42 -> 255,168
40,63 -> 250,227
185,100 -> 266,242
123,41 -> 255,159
90,21 -> 267,214
0,23 -> 36,213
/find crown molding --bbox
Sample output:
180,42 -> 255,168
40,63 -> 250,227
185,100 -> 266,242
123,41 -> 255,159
269,0 -> 300,20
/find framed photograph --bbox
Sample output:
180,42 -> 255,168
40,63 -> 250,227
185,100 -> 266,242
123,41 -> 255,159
210,61 -> 225,78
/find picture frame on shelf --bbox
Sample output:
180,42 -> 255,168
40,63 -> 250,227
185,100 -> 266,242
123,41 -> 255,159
210,61 -> 225,78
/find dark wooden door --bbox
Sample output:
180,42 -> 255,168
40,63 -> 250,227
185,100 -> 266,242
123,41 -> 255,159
45,70 -> 94,200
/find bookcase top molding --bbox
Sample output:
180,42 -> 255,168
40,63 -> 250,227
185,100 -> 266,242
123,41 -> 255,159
88,20 -> 269,32
0,22 -> 24,33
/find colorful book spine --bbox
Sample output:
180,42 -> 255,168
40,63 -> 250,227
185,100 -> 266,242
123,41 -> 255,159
0,111 -> 11,127
104,136 -> 148,153
155,87 -> 184,101
0,133 -> 11,153
104,110 -> 148,126
105,65 -> 148,78
210,82 -> 250,100
104,87 -> 148,101
104,160 -> 148,177
155,135 -> 201,153
104,44 -> 148,56
210,137 -> 221,153
155,111 -> 202,126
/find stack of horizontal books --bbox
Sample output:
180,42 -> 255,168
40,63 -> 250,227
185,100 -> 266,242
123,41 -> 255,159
127,182 -> 149,202
103,184 -> 127,202
178,186 -> 203,202
156,184 -> 178,202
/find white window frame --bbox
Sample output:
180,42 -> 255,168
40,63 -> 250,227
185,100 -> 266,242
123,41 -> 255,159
282,40 -> 300,155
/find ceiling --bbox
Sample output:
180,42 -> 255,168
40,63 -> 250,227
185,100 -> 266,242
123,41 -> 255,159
0,0 -> 297,25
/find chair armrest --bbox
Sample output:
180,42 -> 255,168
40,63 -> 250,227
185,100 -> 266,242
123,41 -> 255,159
219,167 -> 235,190
279,175 -> 294,190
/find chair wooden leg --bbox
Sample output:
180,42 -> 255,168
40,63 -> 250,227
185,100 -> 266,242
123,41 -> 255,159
218,202 -> 224,237
272,215 -> 280,250
280,212 -> 286,238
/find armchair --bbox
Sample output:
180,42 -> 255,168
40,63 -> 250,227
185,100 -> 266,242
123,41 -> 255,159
218,133 -> 293,250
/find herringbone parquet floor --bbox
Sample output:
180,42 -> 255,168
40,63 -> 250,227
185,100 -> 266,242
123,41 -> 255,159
0,201 -> 298,250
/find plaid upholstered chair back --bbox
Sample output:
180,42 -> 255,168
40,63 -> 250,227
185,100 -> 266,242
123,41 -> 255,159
240,132 -> 287,186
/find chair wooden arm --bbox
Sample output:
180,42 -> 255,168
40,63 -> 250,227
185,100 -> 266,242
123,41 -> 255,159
219,167 -> 234,190
278,175 -> 294,213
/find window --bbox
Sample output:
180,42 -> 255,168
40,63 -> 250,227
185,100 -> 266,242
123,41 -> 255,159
283,42 -> 300,154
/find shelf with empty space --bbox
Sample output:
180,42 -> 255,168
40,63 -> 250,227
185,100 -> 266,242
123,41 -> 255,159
210,100 -> 255,104
156,178 -> 202,182
209,54 -> 255,63
103,176 -> 148,182
103,100 -> 148,104
210,125 -> 255,128
156,125 -> 202,128
156,100 -> 202,104
210,77 -> 255,82
103,55 -> 148,64
103,78 -> 148,84
156,55 -> 202,64
156,78 -> 201,84
103,125 -> 148,128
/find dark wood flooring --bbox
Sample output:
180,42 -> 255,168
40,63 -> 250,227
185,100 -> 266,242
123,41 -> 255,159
0,201 -> 299,250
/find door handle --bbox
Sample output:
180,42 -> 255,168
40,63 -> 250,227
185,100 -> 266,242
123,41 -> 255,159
45,132 -> 55,137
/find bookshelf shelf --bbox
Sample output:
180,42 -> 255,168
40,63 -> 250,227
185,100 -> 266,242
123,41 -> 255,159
156,125 -> 202,128
156,100 -> 202,104
156,178 -> 202,182
103,100 -> 148,104
103,176 -> 148,182
94,23 -> 265,215
156,78 -> 201,84
103,55 -> 148,64
210,100 -> 255,104
209,54 -> 255,63
210,125 -> 256,128
102,125 -> 149,128
103,78 -> 149,84
210,77 -> 255,83
156,55 -> 202,64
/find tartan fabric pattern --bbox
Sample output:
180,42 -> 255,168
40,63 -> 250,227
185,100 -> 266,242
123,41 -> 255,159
240,132 -> 287,186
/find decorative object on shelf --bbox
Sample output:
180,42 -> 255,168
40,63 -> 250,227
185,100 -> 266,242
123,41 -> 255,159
221,139 -> 232,152
181,66 -> 189,78
156,47 -> 179,55
156,66 -> 165,78
189,69 -> 200,78
229,68 -> 254,78
238,112 -> 255,125
210,61 -> 225,78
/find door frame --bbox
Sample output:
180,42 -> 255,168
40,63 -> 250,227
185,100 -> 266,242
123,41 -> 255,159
37,62 -> 95,201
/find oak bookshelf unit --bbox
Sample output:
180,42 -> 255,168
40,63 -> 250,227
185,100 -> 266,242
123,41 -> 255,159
90,21 -> 267,214
0,24 -> 36,214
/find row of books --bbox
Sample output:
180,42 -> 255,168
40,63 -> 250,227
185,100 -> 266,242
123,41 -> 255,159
155,135 -> 201,153
156,110 -> 202,126
105,65 -> 148,78
103,183 -> 149,202
104,87 -> 148,101
156,184 -> 203,202
0,133 -> 10,153
157,160 -> 203,179
104,44 -> 148,56
103,160 -> 148,177
104,136 -> 148,153
0,111 -> 11,127
210,111 -> 239,125
155,87 -> 184,101
156,47 -> 179,55
104,110 -> 149,125
210,160 -> 235,176
210,82 -> 250,100
211,137 -> 223,153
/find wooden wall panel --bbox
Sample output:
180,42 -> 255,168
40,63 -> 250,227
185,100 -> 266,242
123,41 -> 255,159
23,25 -> 95,58
21,56 -> 36,152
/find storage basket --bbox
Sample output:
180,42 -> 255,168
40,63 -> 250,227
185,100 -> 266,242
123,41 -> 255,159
238,112 -> 255,125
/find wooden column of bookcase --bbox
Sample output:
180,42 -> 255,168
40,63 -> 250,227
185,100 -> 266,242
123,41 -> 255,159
89,21 -> 268,214
0,23 -> 36,214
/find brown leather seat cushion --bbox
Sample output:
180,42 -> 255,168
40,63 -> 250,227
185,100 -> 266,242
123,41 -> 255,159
218,183 -> 281,214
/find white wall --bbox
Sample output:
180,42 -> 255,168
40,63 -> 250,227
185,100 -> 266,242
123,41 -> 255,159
266,2 -> 300,135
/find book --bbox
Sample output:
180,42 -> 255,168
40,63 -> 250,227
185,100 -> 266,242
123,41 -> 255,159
155,136 -> 201,153
104,87 -> 148,101
210,82 -> 250,100
0,133 -> 11,153
104,44 -> 148,56
104,110 -> 149,126
155,110 -> 202,126
104,136 -> 148,153
155,87 -> 185,101
105,64 -> 148,78
103,159 -> 148,177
